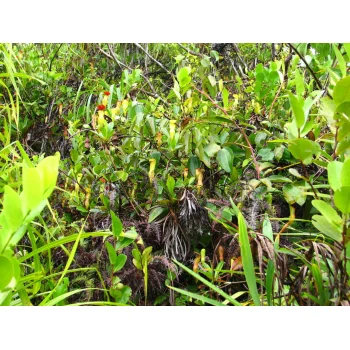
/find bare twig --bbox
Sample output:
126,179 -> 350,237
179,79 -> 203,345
134,43 -> 174,77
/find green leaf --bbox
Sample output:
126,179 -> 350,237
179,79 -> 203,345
311,263 -> 327,305
114,254 -> 127,272
148,207 -> 168,223
133,258 -> 142,270
36,153 -> 60,197
294,68 -> 305,96
265,259 -> 275,306
110,211 -> 123,237
262,215 -> 274,241
265,175 -> 292,183
312,200 -> 343,226
177,67 -> 191,88
288,139 -> 321,165
116,170 -> 128,182
120,227 -> 138,240
289,168 -> 304,179
288,92 -> 305,129
22,167 -> 43,212
167,285 -> 225,306
238,212 -> 261,305
173,80 -> 181,100
222,88 -> 229,109
333,76 -> 350,106
197,144 -> 211,168
2,186 -> 24,233
328,161 -> 343,191
188,155 -> 200,177
274,145 -> 285,161
166,175 -> 176,197
334,186 -> 350,214
258,148 -> 274,162
0,255 -> 14,289
208,75 -> 216,86
344,44 -> 350,61
340,158 -> 350,186
217,147 -> 233,173
204,142 -> 221,157
105,241 -> 117,265
283,184 -> 307,206
312,215 -> 342,241
333,44 -> 346,78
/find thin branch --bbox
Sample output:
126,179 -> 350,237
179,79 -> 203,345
134,43 -> 174,77
99,44 -> 168,105
177,43 -> 204,57
49,43 -> 63,71
288,43 -> 332,98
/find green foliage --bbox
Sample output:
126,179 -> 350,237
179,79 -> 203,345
1,43 -> 349,306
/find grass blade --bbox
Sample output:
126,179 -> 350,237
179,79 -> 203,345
238,212 -> 261,305
167,285 -> 225,306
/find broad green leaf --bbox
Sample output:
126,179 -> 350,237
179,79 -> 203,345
166,175 -> 176,197
334,186 -> 350,214
204,142 -> 221,157
288,139 -> 321,165
120,228 -> 138,240
114,254 -> 127,272
283,184 -> 307,206
116,170 -> 128,182
110,285 -> 131,304
217,147 -> 233,173
255,132 -> 267,146
312,200 -> 343,226
175,54 -> 185,64
312,215 -> 342,241
289,168 -> 304,179
288,92 -> 305,129
328,161 -> 343,191
208,75 -> 216,86
333,76 -> 350,106
320,97 -> 337,124
238,212 -> 260,305
258,148 -> 274,161
148,207 -> 168,223
0,255 -> 14,289
2,186 -> 23,233
105,241 -> 117,265
177,67 -> 191,88
340,158 -> 350,186
336,101 -> 350,119
36,153 -> 60,197
188,155 -> 200,177
110,211 -> 123,237
333,44 -> 346,78
22,167 -> 43,212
